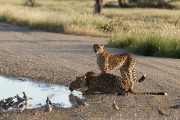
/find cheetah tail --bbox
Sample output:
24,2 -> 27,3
131,92 -> 167,96
138,75 -> 146,82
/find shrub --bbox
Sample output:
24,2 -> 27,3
108,35 -> 180,58
117,0 -> 177,9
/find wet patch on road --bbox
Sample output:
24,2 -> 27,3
0,75 -> 83,112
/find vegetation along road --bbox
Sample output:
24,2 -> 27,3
0,22 -> 179,119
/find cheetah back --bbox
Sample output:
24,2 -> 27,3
70,71 -> 131,94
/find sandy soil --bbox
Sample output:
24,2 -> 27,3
0,22 -> 179,120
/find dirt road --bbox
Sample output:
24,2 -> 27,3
0,22 -> 179,120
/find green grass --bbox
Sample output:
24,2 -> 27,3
108,35 -> 180,58
0,0 -> 180,58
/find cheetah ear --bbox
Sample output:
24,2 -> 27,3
83,76 -> 86,79
100,44 -> 104,48
80,76 -> 86,80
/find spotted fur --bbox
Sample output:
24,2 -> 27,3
69,72 -> 166,96
93,44 -> 141,90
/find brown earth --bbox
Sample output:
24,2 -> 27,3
0,22 -> 179,120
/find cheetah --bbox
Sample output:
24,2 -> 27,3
93,44 -> 142,91
69,71 -> 167,96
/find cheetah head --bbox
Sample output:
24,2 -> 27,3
69,76 -> 87,91
85,71 -> 97,77
93,44 -> 104,54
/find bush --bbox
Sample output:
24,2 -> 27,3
108,36 -> 180,58
24,0 -> 36,7
117,0 -> 177,9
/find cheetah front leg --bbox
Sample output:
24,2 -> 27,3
83,89 -> 97,95
99,57 -> 109,73
83,88 -> 104,95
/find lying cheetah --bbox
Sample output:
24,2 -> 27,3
69,71 -> 167,96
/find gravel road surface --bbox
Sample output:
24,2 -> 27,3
0,22 -> 179,120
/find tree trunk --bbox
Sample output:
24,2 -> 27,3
118,0 -> 128,7
30,0 -> 35,7
94,0 -> 103,14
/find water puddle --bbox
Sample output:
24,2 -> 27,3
0,75 -> 83,111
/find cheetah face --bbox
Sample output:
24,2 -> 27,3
85,71 -> 96,77
69,76 -> 86,91
93,44 -> 104,54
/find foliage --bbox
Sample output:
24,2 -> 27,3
0,0 -> 180,58
108,36 -> 180,58
114,0 -> 178,9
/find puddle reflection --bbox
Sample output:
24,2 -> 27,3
0,75 -> 83,110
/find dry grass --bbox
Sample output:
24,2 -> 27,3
0,0 -> 179,57
0,0 -> 179,36
0,4 -> 106,36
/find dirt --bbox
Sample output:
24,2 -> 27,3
0,22 -> 179,120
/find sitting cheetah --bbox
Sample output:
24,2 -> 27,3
93,44 -> 142,91
69,71 -> 167,96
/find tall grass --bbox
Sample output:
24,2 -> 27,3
108,36 -> 180,58
0,5 -> 107,36
0,0 -> 180,58
108,14 -> 180,58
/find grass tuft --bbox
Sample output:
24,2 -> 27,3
108,35 -> 180,58
0,0 -> 180,58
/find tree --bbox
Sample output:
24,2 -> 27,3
24,0 -> 35,7
94,0 -> 103,14
29,0 -> 35,7
118,0 -> 128,7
